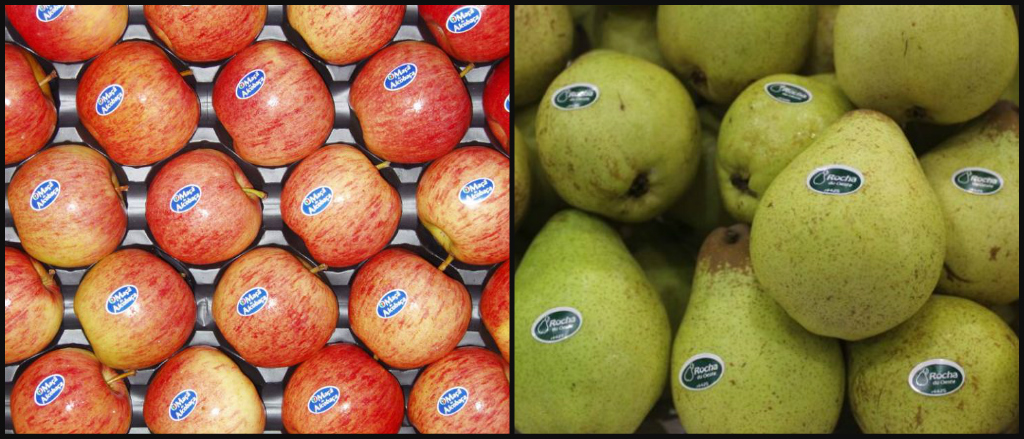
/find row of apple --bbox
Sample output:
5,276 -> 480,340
5,5 -> 511,167
5,244 -> 510,433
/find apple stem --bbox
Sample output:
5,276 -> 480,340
116,185 -> 130,193
460,63 -> 476,78
243,188 -> 267,199
375,161 -> 391,170
179,70 -> 194,78
39,71 -> 58,87
438,255 -> 455,272
309,263 -> 329,275
47,269 -> 56,277
106,370 -> 136,386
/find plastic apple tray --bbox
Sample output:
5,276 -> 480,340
5,5 -> 507,434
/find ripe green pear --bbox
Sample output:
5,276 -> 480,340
657,5 -> 816,105
920,103 -> 1019,305
717,74 -> 853,223
515,5 -> 573,107
599,6 -> 667,68
672,225 -> 844,434
515,104 -> 565,237
514,127 -> 530,230
834,5 -> 1018,125
848,295 -> 1019,434
515,210 -> 670,433
537,50 -> 701,223
623,222 -> 696,334
802,5 -> 840,74
751,110 -> 946,341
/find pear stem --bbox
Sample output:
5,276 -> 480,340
39,71 -> 58,87
106,370 -> 136,386
243,188 -> 267,199
376,161 -> 391,170
438,255 -> 455,272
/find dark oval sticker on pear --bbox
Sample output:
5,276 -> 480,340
550,83 -> 600,111
531,307 -> 583,344
678,354 -> 726,391
908,359 -> 966,397
951,168 -> 1003,195
806,165 -> 864,195
764,82 -> 813,104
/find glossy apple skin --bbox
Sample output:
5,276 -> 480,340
281,145 -> 401,267
419,5 -> 510,63
480,261 -> 509,363
143,346 -> 266,434
11,348 -> 132,434
146,149 -> 263,266
213,247 -> 338,368
483,58 -> 510,152
350,41 -> 471,164
144,5 -> 267,63
350,248 -> 471,369
76,41 -> 199,167
417,147 -> 510,265
8,145 -> 127,268
283,344 -> 405,434
74,249 -> 196,370
213,41 -> 334,167
4,247 -> 62,364
288,5 -> 405,65
408,347 -> 510,434
4,5 -> 127,63
5,43 -> 56,165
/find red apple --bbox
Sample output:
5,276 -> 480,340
8,145 -> 127,268
213,41 -> 334,167
350,248 -> 471,369
419,5 -> 510,63
4,5 -> 127,63
417,147 -> 510,266
288,5 -> 405,65
144,5 -> 267,63
281,144 -> 401,267
282,343 -> 405,434
76,41 -> 199,167
74,249 -> 196,371
11,348 -> 132,434
146,149 -> 264,266
143,346 -> 266,434
480,261 -> 509,363
4,247 -> 62,364
483,57 -> 510,152
350,41 -> 471,164
5,43 -> 57,165
408,347 -> 510,434
213,247 -> 338,368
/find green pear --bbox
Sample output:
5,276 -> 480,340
802,5 -> 840,74
920,103 -> 1019,305
515,210 -> 670,434
537,50 -> 701,223
834,5 -> 1018,125
657,5 -> 816,105
514,126 -> 530,230
717,74 -> 853,223
515,5 -> 574,108
570,5 -> 600,47
599,6 -> 667,68
672,225 -> 844,434
810,72 -> 841,90
848,295 -> 1019,434
751,110 -> 946,341
667,108 -> 734,237
516,104 -> 565,236
623,222 -> 696,334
